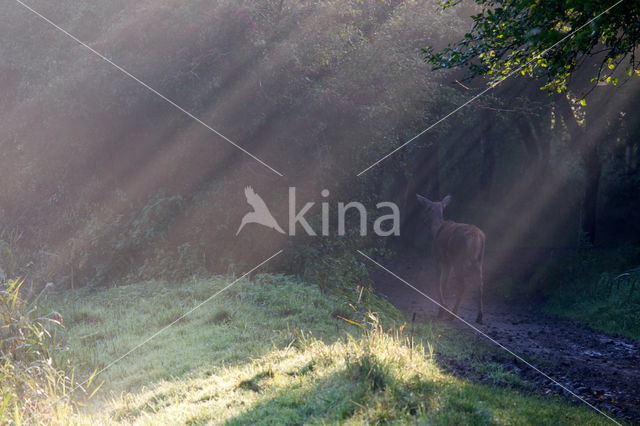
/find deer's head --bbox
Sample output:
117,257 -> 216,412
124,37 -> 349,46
416,194 -> 451,233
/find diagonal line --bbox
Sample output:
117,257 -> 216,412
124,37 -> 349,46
356,0 -> 624,176
13,0 -> 284,177
60,249 -> 283,403
357,250 -> 621,425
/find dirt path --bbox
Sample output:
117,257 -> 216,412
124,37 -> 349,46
371,252 -> 640,423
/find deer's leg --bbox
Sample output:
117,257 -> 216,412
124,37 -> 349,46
475,261 -> 484,324
437,263 -> 450,318
451,266 -> 467,317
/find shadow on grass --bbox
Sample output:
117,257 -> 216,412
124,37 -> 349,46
221,362 -> 602,425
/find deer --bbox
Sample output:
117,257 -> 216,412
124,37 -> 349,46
416,194 -> 485,324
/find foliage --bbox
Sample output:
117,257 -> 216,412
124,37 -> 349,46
0,0 -> 468,289
291,229 -> 392,294
531,246 -> 640,337
425,0 -> 640,93
2,0 -> 636,291
0,280 -> 74,424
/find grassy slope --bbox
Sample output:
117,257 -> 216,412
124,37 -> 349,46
45,275 -> 610,425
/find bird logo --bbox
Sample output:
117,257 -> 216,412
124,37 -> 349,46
236,186 -> 285,235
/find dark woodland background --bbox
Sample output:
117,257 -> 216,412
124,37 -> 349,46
1,0 -> 639,291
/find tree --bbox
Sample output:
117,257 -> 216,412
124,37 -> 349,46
425,0 -> 640,94
424,0 -> 640,245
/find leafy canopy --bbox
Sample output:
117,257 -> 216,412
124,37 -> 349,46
425,0 -> 640,93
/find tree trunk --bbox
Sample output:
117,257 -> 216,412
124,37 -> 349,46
395,135 -> 440,246
581,142 -> 601,244
515,116 -> 540,162
556,94 -> 603,246
479,133 -> 495,193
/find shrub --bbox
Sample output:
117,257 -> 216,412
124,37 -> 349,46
292,233 -> 391,294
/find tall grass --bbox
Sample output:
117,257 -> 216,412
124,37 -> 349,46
0,280 -> 76,424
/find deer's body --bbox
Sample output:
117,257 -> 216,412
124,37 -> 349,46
417,195 -> 485,324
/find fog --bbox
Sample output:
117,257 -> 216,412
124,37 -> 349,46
1,0 -> 638,290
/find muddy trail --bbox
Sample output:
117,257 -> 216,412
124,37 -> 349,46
370,250 -> 640,423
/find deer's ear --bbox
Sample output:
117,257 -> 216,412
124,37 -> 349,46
442,195 -> 452,207
416,194 -> 428,206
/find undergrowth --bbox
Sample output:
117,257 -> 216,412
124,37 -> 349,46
532,246 -> 640,338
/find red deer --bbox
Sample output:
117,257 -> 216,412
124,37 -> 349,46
416,194 -> 485,324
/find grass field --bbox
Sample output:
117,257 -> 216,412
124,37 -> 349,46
42,274 -> 612,424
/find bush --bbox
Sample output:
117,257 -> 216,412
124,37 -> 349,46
291,231 -> 391,294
